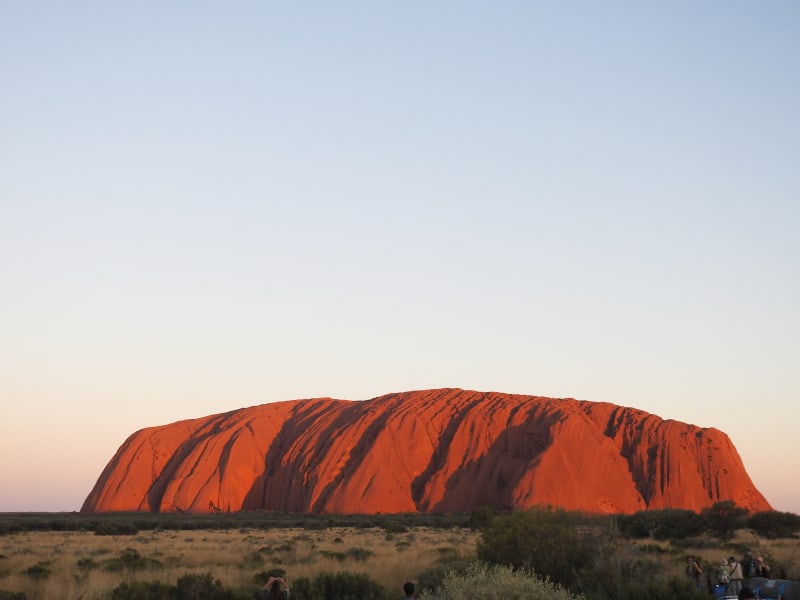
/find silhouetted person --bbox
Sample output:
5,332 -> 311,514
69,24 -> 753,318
754,556 -> 771,578
738,587 -> 755,600
263,575 -> 289,600
403,581 -> 415,599
686,557 -> 703,591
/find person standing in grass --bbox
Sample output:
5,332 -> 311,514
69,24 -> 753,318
403,581 -> 415,599
263,575 -> 289,600
686,557 -> 703,591
729,557 -> 744,595
719,558 -> 732,596
754,556 -> 771,578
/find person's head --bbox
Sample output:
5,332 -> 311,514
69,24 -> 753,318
729,556 -> 737,564
265,576 -> 284,597
756,556 -> 764,563
738,587 -> 755,600
403,582 -> 415,597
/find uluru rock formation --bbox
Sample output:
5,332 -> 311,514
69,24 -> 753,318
81,389 -> 771,515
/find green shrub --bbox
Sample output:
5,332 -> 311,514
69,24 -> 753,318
110,581 -> 175,600
578,547 -> 670,600
102,548 -> 161,571
468,506 -> 497,530
381,521 -> 408,534
747,511 -> 800,539
318,550 -> 347,562
175,573 -> 233,599
23,563 -> 51,580
290,571 -> 391,600
77,557 -> 98,569
418,562 -> 581,600
618,509 -> 705,540
95,521 -> 139,536
0,591 -> 27,600
477,507 -> 593,588
414,556 -> 478,594
345,547 -> 374,561
701,501 -> 748,540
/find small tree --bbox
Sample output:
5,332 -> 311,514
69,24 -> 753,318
618,509 -> 704,540
701,501 -> 748,540
476,507 -> 592,588
747,511 -> 800,539
468,506 -> 497,530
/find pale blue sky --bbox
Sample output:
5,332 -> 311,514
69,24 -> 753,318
1,2 -> 798,513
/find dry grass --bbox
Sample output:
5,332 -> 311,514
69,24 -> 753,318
630,528 -> 800,582
1,526 -> 798,600
694,529 -> 800,577
0,526 -> 479,600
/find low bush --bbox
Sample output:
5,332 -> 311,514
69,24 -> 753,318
468,506 -> 497,530
22,563 -> 51,580
477,507 -> 593,588
290,571 -> 391,600
617,509 -> 705,540
701,501 -> 748,540
419,562 -> 581,600
77,557 -> 98,569
95,521 -> 139,536
414,554 -> 476,594
109,573 -> 239,600
318,550 -> 347,562
102,548 -> 162,572
110,581 -> 175,600
345,547 -> 373,561
175,573 -> 234,599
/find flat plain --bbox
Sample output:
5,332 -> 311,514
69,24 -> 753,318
1,523 -> 798,600
0,525 -> 477,599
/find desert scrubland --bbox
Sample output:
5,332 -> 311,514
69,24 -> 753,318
0,525 -> 475,599
0,512 -> 798,600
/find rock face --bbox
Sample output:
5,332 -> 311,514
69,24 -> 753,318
81,389 -> 771,515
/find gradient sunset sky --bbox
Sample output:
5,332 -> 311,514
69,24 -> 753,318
2,2 -> 798,514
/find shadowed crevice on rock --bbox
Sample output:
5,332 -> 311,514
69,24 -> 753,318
146,413 -> 234,512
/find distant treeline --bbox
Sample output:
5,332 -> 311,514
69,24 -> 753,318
1,501 -> 798,540
0,510 -> 471,536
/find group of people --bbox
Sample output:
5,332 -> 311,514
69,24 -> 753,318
721,555 -> 772,592
686,554 -> 772,597
260,576 -> 417,599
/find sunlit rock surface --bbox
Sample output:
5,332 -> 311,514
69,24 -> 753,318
81,389 -> 771,514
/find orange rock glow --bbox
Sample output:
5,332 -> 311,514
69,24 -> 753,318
81,389 -> 771,515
